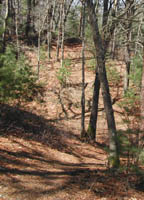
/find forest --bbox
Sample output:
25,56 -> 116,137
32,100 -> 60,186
0,0 -> 144,199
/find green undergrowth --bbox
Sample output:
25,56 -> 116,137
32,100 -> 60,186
0,45 -> 43,103
57,59 -> 72,87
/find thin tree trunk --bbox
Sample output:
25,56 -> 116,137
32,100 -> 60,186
26,0 -> 32,39
61,0 -> 74,66
51,0 -> 56,32
36,3 -> 49,79
140,46 -> 144,136
111,29 -> 116,59
37,30 -> 40,80
97,53 -> 119,167
37,11 -> 41,80
79,9 -> 82,37
61,0 -> 65,67
135,18 -> 143,55
47,2 -> 51,60
32,0 -> 36,34
123,0 -> 134,94
47,0 -> 56,59
56,3 -> 62,61
123,34 -> 131,94
81,1 -> 86,138
13,0 -> 20,58
87,71 -> 100,141
2,0 -> 9,52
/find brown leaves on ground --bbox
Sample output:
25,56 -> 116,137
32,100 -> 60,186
0,45 -> 143,200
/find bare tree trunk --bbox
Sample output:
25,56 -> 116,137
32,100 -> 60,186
13,0 -> 20,58
26,0 -> 32,39
135,18 -> 143,55
86,0 -> 120,168
123,32 -> 131,94
140,46 -> 144,137
123,0 -> 135,94
37,11 -> 41,80
47,0 -> 56,60
79,9 -> 82,37
81,1 -> 86,138
37,30 -> 40,79
56,3 -> 62,61
61,0 -> 73,65
61,0 -> 66,67
51,0 -> 56,32
32,0 -> 36,34
2,0 -> 9,52
111,29 -> 116,59
36,2 -> 49,79
47,2 -> 51,60
87,70 -> 100,141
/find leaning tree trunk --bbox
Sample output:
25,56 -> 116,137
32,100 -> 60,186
86,0 -> 120,168
96,46 -> 119,168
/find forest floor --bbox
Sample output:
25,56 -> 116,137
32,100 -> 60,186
0,44 -> 144,200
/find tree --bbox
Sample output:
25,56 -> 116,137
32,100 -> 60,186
25,0 -> 32,39
87,70 -> 100,141
140,29 -> 144,143
61,0 -> 74,66
123,0 -> 135,94
1,0 -> 9,52
85,0 -> 120,168
47,0 -> 56,60
13,0 -> 20,58
81,1 -> 86,138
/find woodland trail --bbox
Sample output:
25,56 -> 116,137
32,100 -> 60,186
0,45 -> 143,200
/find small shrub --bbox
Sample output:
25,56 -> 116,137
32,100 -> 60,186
106,64 -> 121,86
130,55 -> 143,89
40,45 -> 47,61
57,59 -> 71,87
0,45 -> 41,102
118,88 -> 141,169
87,58 -> 96,72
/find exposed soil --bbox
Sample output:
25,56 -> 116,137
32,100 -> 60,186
0,44 -> 143,200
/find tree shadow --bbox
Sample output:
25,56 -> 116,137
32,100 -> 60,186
0,104 -> 143,199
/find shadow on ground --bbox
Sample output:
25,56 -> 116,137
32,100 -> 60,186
0,104 -> 143,200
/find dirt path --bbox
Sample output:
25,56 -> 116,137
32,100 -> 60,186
0,45 -> 143,200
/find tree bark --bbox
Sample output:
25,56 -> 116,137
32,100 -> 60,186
87,71 -> 100,141
47,2 -> 51,60
81,1 -> 86,138
61,0 -> 66,67
56,3 -> 62,61
13,0 -> 20,58
86,0 -> 120,168
140,46 -> 144,136
2,0 -> 9,52
26,0 -> 32,39
123,0 -> 135,94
